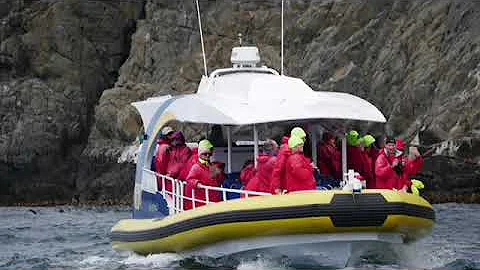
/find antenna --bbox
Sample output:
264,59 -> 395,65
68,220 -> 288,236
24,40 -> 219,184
281,0 -> 284,75
195,0 -> 208,77
238,33 -> 243,46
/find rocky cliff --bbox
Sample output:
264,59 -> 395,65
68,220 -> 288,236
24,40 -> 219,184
1,0 -> 479,205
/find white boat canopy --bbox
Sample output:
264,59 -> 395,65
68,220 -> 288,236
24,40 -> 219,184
132,71 -> 386,130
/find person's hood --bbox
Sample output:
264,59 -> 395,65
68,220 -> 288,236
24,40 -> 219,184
257,153 -> 272,164
157,138 -> 169,145
282,136 -> 290,145
322,132 -> 335,142
170,131 -> 186,146
395,138 -> 406,151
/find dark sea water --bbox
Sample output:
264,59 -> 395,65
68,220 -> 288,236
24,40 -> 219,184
0,204 -> 479,270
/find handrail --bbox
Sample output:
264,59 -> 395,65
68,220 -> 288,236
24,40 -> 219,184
209,67 -> 279,79
142,169 -> 271,214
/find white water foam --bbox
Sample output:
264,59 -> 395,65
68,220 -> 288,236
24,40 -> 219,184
122,253 -> 183,268
237,256 -> 291,270
78,255 -> 116,268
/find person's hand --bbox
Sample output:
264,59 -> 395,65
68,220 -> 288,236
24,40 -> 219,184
410,147 -> 421,158
311,162 -> 318,169
391,159 -> 399,168
194,180 -> 201,188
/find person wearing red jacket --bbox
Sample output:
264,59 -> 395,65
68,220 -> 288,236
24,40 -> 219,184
239,161 -> 255,187
317,132 -> 342,180
155,126 -> 175,190
166,131 -> 192,180
360,135 -> 376,188
184,140 -> 222,210
284,136 -> 316,192
346,130 -> 366,177
244,139 -> 278,195
395,141 -> 424,190
269,135 -> 290,194
375,137 -> 401,189
270,127 -> 307,194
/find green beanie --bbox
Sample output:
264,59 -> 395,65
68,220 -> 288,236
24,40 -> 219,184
288,136 -> 304,149
291,127 -> 306,139
346,130 -> 360,146
198,139 -> 213,154
362,135 -> 376,147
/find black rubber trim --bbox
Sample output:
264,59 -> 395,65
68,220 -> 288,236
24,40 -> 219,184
111,194 -> 435,242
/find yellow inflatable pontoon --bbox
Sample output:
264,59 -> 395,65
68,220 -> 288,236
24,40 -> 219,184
111,190 -> 435,256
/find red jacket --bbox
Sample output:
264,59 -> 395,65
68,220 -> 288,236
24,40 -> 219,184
270,136 -> 291,193
239,162 -> 255,186
347,145 -> 365,175
374,150 -> 400,189
155,140 -> 170,175
317,142 -> 342,179
184,162 -> 222,210
244,154 -> 276,195
361,150 -> 375,188
347,145 -> 375,187
155,140 -> 171,192
366,147 -> 380,168
284,152 -> 316,192
397,156 -> 424,189
166,145 -> 192,180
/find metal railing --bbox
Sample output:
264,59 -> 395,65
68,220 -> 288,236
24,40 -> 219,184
142,169 -> 271,214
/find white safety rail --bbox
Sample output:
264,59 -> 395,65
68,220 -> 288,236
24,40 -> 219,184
142,169 -> 271,214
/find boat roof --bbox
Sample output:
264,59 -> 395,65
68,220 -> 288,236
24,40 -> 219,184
132,67 -> 386,129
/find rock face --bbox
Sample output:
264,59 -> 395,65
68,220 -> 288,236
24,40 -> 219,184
0,0 -> 144,204
1,0 -> 479,204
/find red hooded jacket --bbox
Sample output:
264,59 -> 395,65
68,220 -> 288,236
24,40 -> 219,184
155,139 -> 171,192
270,136 -> 291,193
317,142 -> 342,179
284,152 -> 316,192
239,162 -> 255,186
374,150 -> 400,189
184,161 -> 222,210
347,145 -> 365,176
244,154 -> 276,195
155,139 -> 170,175
361,150 -> 375,188
367,147 -> 380,168
166,145 -> 192,180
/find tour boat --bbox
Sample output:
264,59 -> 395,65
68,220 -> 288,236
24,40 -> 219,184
110,45 -> 435,261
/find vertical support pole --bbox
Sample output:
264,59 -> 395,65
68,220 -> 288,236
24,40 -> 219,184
180,181 -> 184,212
253,124 -> 259,168
205,186 -> 210,204
310,125 -> 318,166
204,124 -> 209,139
226,126 -> 232,174
192,188 -> 196,209
341,134 -> 347,182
